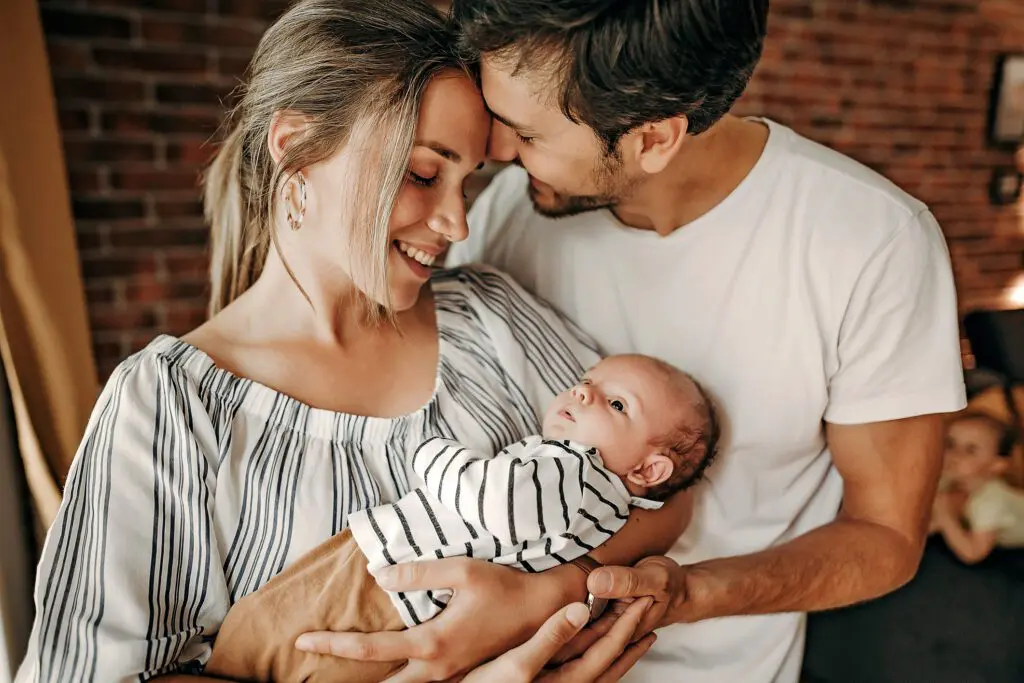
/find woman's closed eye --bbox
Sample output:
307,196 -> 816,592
408,170 -> 437,187
514,131 -> 535,145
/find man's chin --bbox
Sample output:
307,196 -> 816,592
527,182 -> 613,219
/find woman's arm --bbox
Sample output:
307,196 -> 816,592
18,354 -> 225,682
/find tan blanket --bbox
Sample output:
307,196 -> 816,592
205,529 -> 405,682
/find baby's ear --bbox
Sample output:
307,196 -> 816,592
626,451 -> 674,488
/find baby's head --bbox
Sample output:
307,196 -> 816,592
543,354 -> 720,500
943,412 -> 1017,485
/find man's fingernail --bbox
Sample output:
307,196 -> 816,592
590,570 -> 612,594
294,635 -> 314,651
566,603 -> 590,628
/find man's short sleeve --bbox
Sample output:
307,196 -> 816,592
824,209 -> 966,425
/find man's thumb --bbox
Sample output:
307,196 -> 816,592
588,565 -> 652,598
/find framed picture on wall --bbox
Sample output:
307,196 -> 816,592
988,53 -> 1024,147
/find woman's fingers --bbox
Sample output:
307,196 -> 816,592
595,633 -> 657,683
513,603 -> 591,670
567,598 -> 653,679
460,604 -> 590,683
295,628 -> 418,661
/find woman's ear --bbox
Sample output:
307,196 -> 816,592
267,111 -> 310,165
625,451 -> 675,488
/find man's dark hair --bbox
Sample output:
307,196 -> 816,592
453,0 -> 769,151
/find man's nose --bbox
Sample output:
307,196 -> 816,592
488,119 -> 518,163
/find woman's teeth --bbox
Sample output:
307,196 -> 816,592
397,241 -> 437,267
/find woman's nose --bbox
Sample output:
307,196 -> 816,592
428,196 -> 469,244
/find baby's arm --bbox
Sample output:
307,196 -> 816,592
934,494 -> 998,564
936,517 -> 997,564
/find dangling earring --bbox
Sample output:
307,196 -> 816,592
282,170 -> 307,231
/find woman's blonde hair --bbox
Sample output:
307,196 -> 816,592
204,0 -> 472,316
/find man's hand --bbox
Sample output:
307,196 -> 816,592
552,556 -> 686,663
295,557 -> 566,682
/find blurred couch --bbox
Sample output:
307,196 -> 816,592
802,309 -> 1024,683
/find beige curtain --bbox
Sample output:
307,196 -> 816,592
0,0 -> 99,529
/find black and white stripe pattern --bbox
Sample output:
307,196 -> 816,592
15,265 -> 600,683
349,435 -> 662,626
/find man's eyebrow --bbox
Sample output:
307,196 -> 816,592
416,140 -> 461,163
485,104 -> 533,135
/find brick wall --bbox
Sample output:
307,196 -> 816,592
40,0 -> 1024,379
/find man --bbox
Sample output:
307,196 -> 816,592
445,1 -> 966,681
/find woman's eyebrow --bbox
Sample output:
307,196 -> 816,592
416,140 -> 461,163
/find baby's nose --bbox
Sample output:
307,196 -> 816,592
571,384 -> 593,405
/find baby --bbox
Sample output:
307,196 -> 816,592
931,412 -> 1024,564
206,354 -> 719,683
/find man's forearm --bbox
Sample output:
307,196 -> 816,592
676,516 -> 922,623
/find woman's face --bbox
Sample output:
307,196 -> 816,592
386,73 -> 490,309
297,72 -> 489,312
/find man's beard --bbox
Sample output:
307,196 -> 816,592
520,152 -> 636,219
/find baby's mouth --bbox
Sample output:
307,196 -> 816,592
559,408 -> 575,423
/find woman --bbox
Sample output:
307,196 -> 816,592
16,1 -> 682,681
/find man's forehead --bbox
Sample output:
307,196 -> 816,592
480,56 -> 563,121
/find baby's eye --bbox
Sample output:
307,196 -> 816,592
610,399 -> 625,413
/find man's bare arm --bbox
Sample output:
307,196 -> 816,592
669,413 -> 944,621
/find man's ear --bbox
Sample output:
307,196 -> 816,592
267,111 -> 310,165
625,451 -> 675,488
622,116 -> 688,176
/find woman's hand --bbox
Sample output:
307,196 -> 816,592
461,599 -> 656,683
295,557 -> 573,682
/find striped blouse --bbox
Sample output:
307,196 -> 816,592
15,266 -> 600,683
350,435 -> 662,626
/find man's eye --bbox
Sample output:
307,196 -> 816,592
610,399 -> 625,413
408,171 -> 436,187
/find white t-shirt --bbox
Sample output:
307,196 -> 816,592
448,119 -> 966,683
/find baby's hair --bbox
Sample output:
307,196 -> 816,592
639,358 -> 721,501
950,411 -> 1019,457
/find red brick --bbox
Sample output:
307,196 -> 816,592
80,254 -> 158,280
140,17 -> 263,50
109,169 -> 201,192
108,225 -> 208,249
165,139 -> 217,164
63,138 -> 156,163
73,198 -> 146,221
53,76 -> 147,103
217,54 -> 253,76
154,82 -> 237,107
89,0 -> 209,12
153,199 -> 205,219
46,41 -> 91,70
67,168 -> 104,194
94,47 -> 208,74
40,8 -> 134,40
58,107 -> 92,132
101,109 -> 222,136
